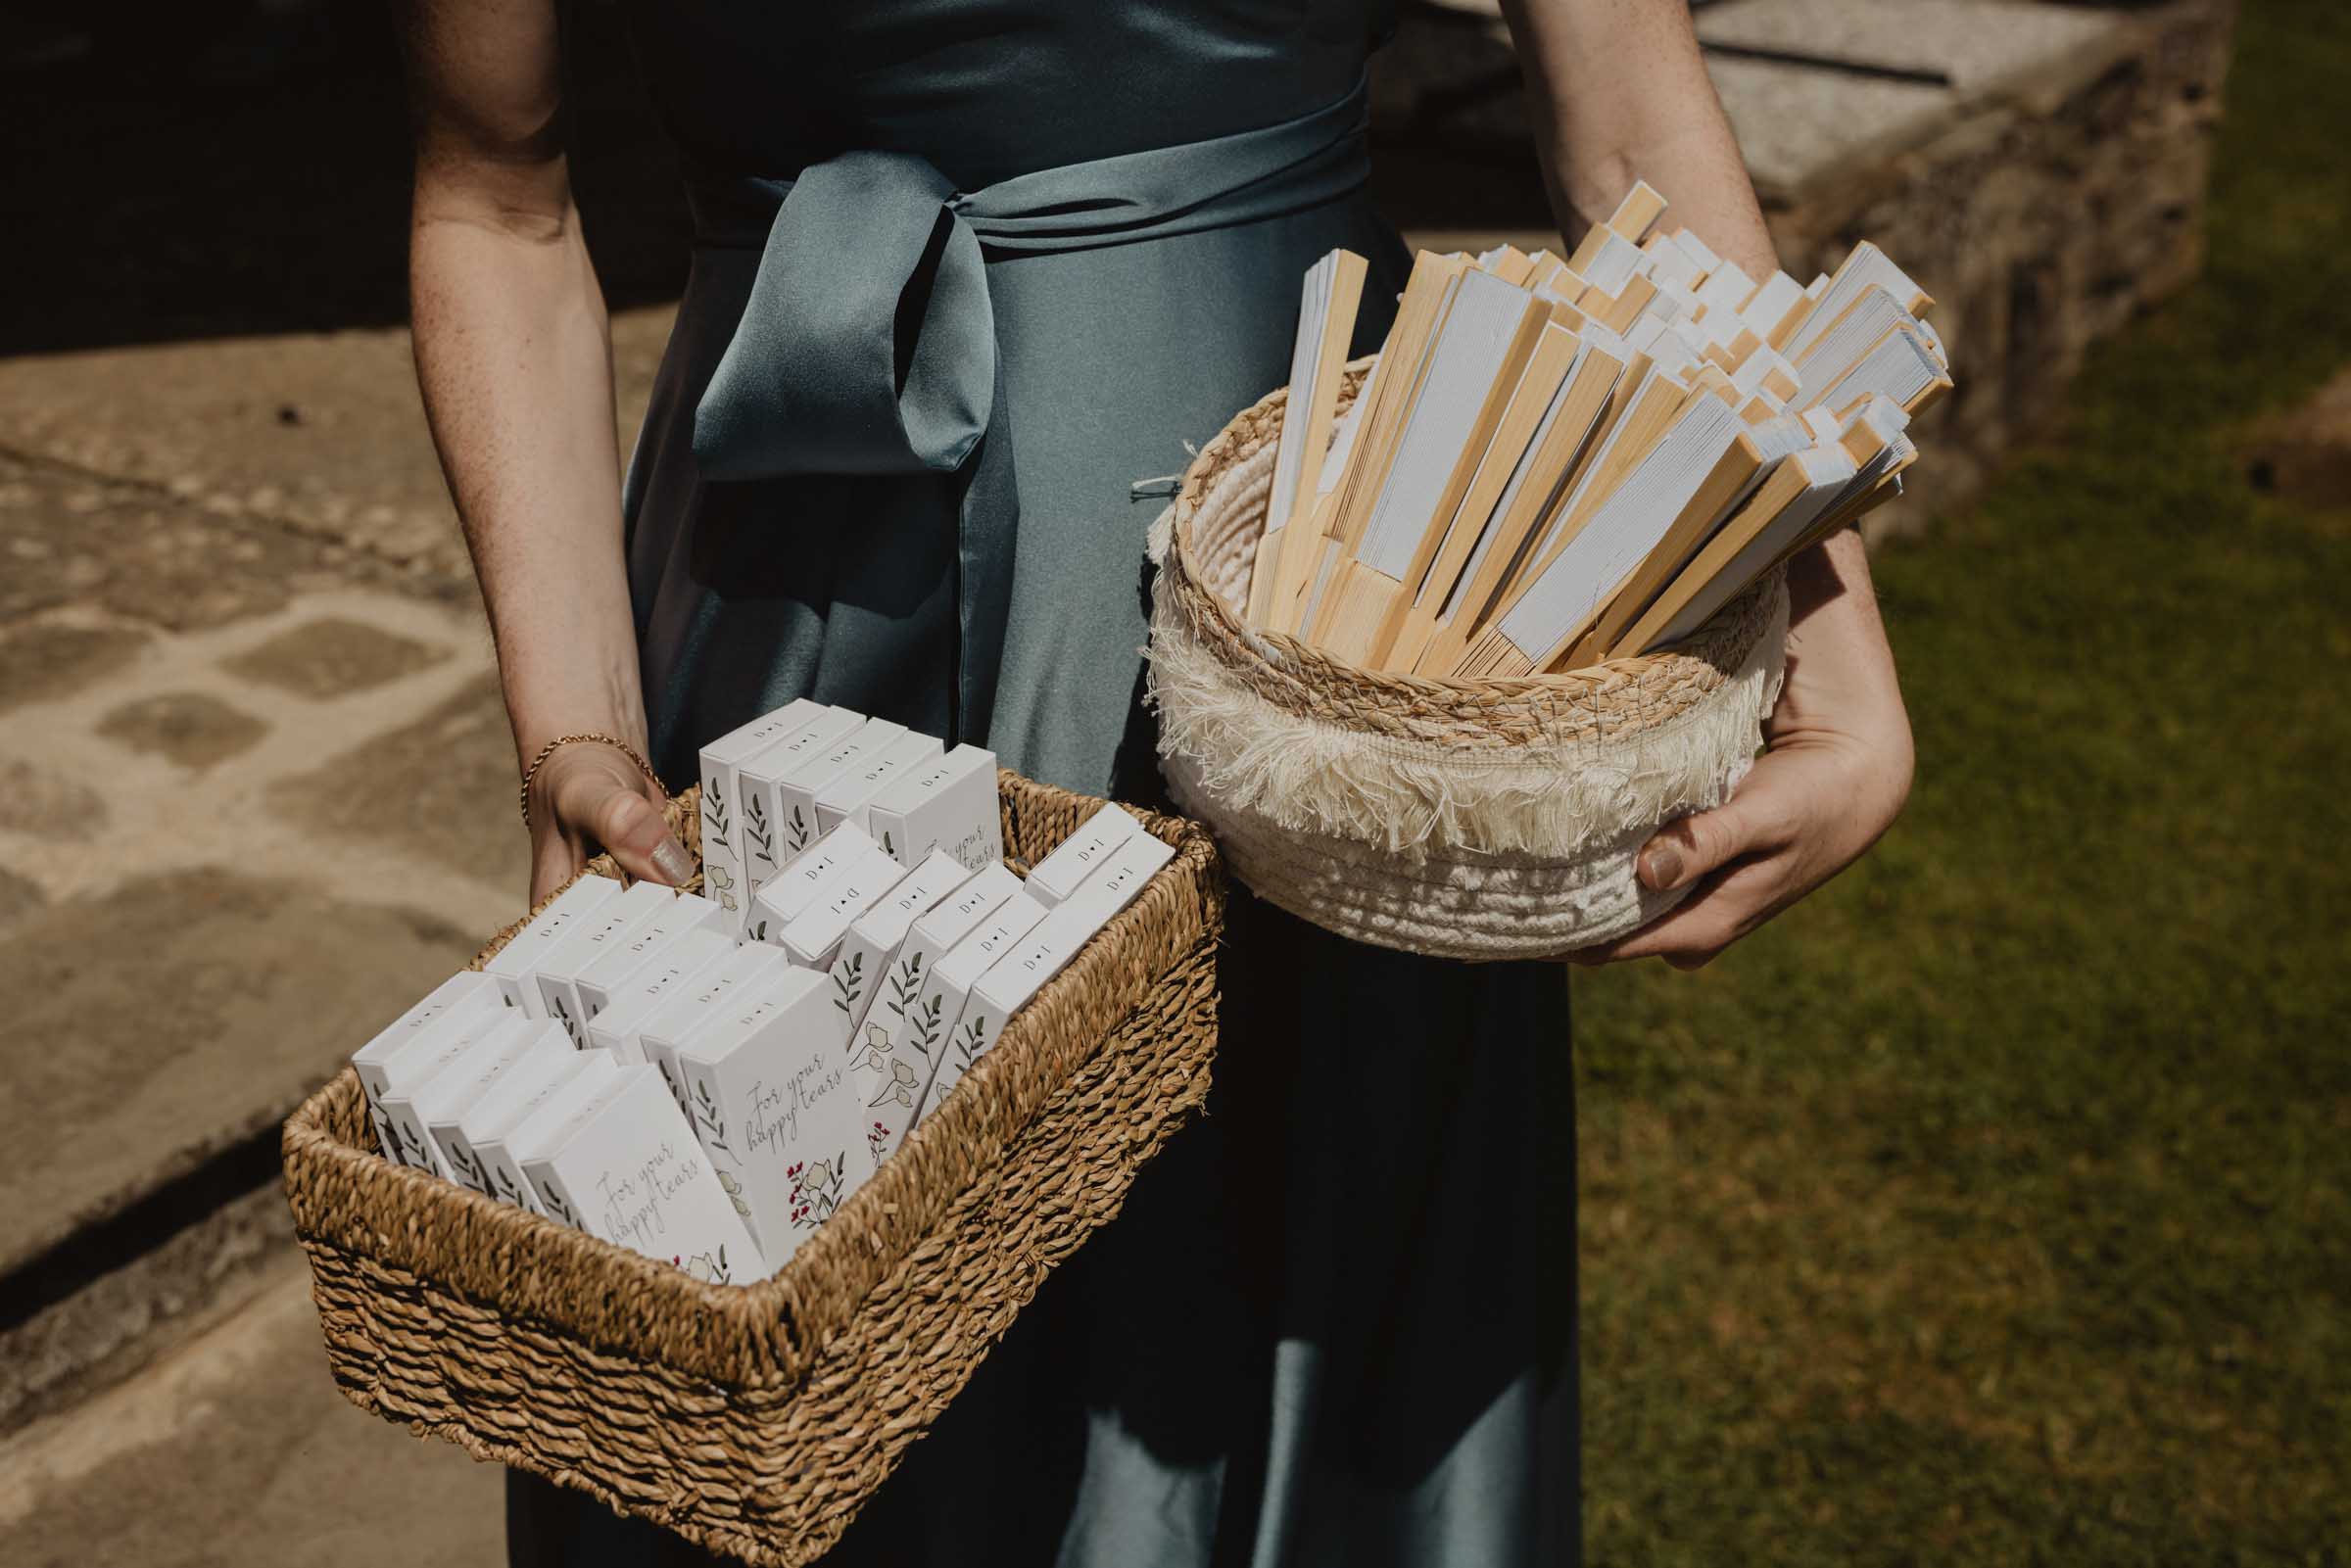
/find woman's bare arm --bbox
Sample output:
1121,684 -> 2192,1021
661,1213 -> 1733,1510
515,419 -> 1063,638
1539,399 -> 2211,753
398,0 -> 690,898
1501,0 -> 1915,966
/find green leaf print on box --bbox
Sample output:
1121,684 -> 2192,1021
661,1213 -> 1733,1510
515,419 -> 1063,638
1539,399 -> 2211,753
787,1155 -> 845,1231
787,803 -> 814,853
744,794 -> 776,871
701,786 -> 732,855
950,1014 -> 988,1073
446,1141 -> 491,1195
885,951 -> 924,1020
832,952 -> 865,1015
540,1184 -> 578,1227
691,1076 -> 730,1153
906,994 -> 944,1060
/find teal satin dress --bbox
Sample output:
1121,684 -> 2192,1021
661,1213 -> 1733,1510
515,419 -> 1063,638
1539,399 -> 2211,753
508,4 -> 1579,1562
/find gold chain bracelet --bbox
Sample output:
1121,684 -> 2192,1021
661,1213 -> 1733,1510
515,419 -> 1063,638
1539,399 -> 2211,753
518,733 -> 666,827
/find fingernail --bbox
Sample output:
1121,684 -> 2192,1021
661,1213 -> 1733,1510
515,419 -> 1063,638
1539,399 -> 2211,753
650,837 -> 696,886
1642,845 -> 1684,890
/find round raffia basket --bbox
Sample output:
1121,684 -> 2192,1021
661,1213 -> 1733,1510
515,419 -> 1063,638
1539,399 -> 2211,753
1146,360 -> 1789,960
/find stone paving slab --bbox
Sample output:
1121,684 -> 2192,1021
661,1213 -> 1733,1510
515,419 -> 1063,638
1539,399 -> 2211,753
0,869 -> 475,1277
0,1254 -> 504,1568
0,309 -> 676,578
0,447 -> 532,1411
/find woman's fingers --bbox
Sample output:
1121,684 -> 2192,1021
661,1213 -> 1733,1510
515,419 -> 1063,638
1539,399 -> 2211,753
1573,855 -> 1793,968
1561,748 -> 1840,968
588,785 -> 696,887
530,745 -> 693,900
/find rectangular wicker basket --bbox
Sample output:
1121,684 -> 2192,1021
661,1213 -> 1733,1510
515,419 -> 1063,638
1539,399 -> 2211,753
280,771 -> 1224,1566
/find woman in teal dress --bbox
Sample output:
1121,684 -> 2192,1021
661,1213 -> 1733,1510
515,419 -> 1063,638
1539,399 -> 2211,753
398,2 -> 1915,1562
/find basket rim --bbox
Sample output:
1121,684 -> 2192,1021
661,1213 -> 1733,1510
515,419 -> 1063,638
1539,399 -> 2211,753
1166,356 -> 1776,702
281,773 -> 1224,1392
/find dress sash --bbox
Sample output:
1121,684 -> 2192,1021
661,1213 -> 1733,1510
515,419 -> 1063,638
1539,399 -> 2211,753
673,76 -> 1370,740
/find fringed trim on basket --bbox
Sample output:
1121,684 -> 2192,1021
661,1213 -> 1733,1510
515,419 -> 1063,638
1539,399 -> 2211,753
1147,582 -> 1789,858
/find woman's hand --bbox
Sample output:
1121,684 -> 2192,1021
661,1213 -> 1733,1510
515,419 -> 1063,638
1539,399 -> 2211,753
1570,529 -> 1914,969
526,740 -> 696,906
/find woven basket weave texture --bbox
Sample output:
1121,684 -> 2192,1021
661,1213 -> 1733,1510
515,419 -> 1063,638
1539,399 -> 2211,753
282,773 -> 1223,1566
1146,363 -> 1788,959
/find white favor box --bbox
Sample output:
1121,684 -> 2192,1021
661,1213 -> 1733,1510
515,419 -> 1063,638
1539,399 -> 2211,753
778,841 -> 909,970
638,942 -> 793,1112
533,881 -> 677,1045
814,730 -> 944,836
676,969 -> 862,1267
836,848 -> 969,1044
866,865 -> 1021,1061
887,891 -> 1049,1155
476,1054 -> 619,1214
521,1066 -> 766,1285
768,717 -> 905,868
696,698 -> 830,926
745,821 -> 882,944
376,1013 -> 536,1179
733,707 -> 867,902
482,876 -> 621,1016
427,1022 -> 574,1196
585,926 -> 735,1063
1024,802 -> 1144,907
570,890 -> 731,1028
917,831 -> 1175,1123
866,743 -> 1002,871
351,971 -> 504,1164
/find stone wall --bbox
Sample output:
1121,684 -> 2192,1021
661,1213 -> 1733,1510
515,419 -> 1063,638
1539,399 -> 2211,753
1373,0 -> 2240,536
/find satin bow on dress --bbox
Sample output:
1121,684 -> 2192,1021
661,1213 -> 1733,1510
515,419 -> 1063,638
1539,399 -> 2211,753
680,76 -> 1371,739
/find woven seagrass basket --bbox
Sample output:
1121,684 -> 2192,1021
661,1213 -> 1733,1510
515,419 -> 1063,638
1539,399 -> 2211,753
1146,361 -> 1788,960
281,772 -> 1223,1566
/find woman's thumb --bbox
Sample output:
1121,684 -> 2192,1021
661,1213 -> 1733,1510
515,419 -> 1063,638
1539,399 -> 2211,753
590,785 -> 696,887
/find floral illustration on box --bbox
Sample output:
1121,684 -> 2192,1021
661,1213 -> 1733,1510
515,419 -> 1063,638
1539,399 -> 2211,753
746,913 -> 769,942
866,1120 -> 892,1164
714,1166 -> 751,1220
701,785 -> 732,855
787,803 -> 813,852
705,863 -> 738,913
744,794 -> 775,870
832,952 -> 865,1015
850,1022 -> 891,1077
787,1156 -> 844,1230
906,993 -> 945,1060
867,1055 -> 920,1110
691,1077 -> 729,1153
950,1013 -> 987,1072
677,1245 -> 732,1285
885,952 -> 924,1020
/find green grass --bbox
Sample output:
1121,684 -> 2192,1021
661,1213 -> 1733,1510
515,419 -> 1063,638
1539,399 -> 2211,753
1571,2 -> 2351,1560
